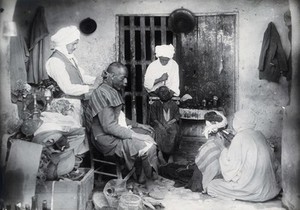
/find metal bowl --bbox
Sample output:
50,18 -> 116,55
79,18 -> 97,35
168,8 -> 196,34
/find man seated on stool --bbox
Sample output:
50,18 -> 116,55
85,62 -> 159,183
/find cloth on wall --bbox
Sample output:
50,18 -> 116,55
258,22 -> 288,83
27,6 -> 50,84
10,35 -> 29,89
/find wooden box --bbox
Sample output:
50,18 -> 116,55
36,168 -> 94,210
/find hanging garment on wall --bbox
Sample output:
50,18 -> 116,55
10,35 -> 29,89
27,6 -> 50,84
258,22 -> 288,83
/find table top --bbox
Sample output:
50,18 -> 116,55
179,108 -> 224,120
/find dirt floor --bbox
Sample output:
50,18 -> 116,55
91,140 -> 284,210
92,174 -> 285,210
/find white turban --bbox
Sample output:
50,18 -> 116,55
51,25 -> 80,47
155,44 -> 175,58
202,111 -> 228,139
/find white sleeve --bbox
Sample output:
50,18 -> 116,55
78,67 -> 96,85
219,136 -> 243,182
167,61 -> 180,96
144,64 -> 156,92
46,57 -> 90,96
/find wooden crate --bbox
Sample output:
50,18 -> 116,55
36,168 -> 94,210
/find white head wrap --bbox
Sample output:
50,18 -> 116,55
202,111 -> 228,139
51,25 -> 80,47
155,44 -> 175,58
232,109 -> 256,132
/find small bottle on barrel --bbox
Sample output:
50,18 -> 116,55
42,200 -> 48,210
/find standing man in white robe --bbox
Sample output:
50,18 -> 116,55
46,25 -> 101,100
44,25 -> 101,155
144,44 -> 180,97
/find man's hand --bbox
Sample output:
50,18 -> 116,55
167,119 -> 177,125
87,76 -> 103,92
137,123 -> 154,133
160,73 -> 168,82
132,132 -> 156,145
154,120 -> 165,130
215,133 -> 226,149
158,123 -> 165,130
92,75 -> 103,88
154,73 -> 168,86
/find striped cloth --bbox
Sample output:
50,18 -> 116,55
85,82 -> 124,130
195,137 -> 223,191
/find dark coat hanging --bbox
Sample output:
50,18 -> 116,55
27,6 -> 50,84
258,22 -> 288,83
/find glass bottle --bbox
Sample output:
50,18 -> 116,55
31,195 -> 38,210
32,93 -> 40,119
25,204 -> 30,210
213,96 -> 218,108
42,200 -> 47,210
44,89 -> 52,111
14,204 -> 21,210
21,95 -> 31,120
202,99 -> 207,109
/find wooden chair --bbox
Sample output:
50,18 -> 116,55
89,133 -> 122,179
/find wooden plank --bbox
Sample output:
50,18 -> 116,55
130,16 -> 137,122
119,16 -> 125,62
140,16 -> 148,124
173,32 -> 177,48
219,14 -> 236,117
161,17 -> 166,44
150,17 -> 155,61
202,15 -> 218,83
178,17 -> 202,106
140,17 -> 146,62
177,14 -> 236,117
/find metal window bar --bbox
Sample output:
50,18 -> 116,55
119,15 -> 176,124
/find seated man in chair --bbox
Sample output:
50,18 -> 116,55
85,62 -> 159,183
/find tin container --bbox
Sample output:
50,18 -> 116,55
213,96 -> 218,107
202,99 -> 207,108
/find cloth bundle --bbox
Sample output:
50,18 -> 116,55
33,128 -> 85,180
